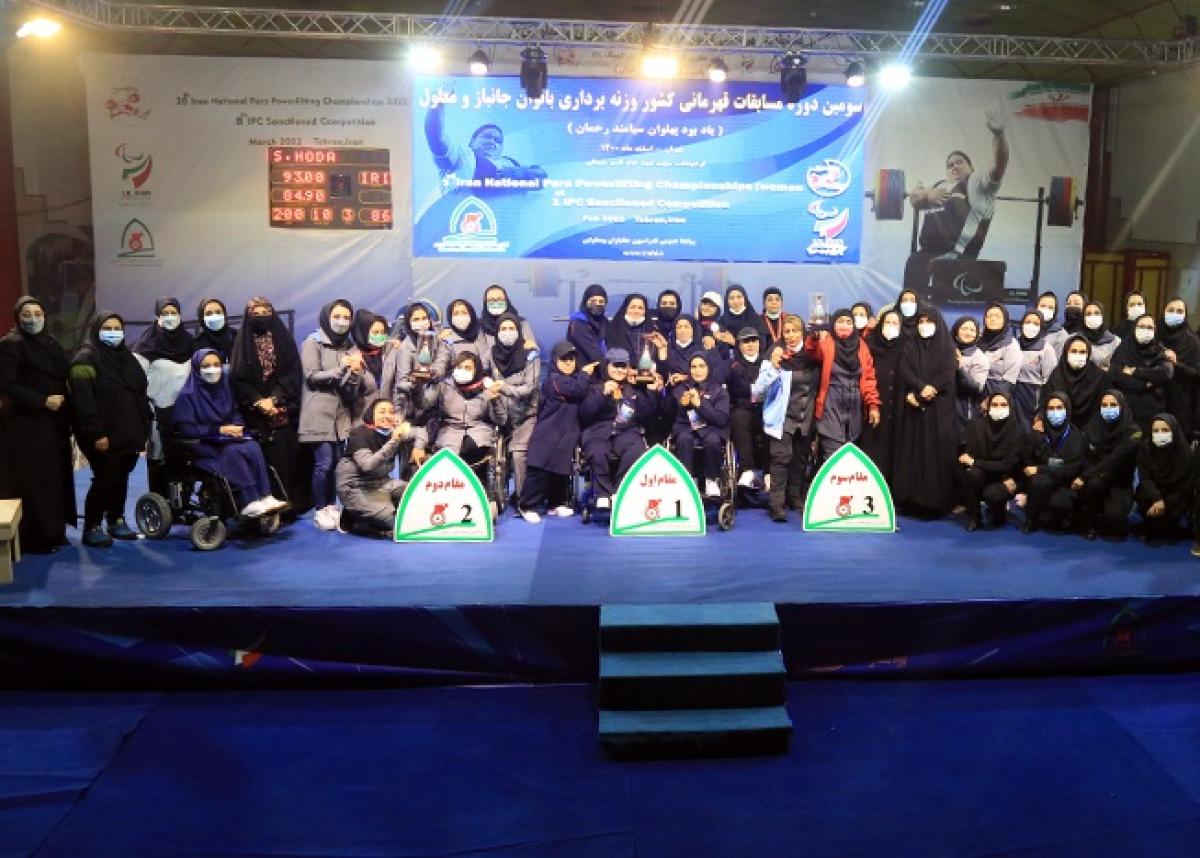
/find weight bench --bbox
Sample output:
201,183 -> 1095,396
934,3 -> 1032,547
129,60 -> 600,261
0,498 -> 21,585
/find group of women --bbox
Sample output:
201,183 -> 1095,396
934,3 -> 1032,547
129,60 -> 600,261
1,284 -> 1198,552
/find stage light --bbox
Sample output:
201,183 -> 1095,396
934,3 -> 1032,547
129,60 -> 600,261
706,58 -> 728,83
879,62 -> 912,89
845,61 -> 866,88
520,46 -> 548,99
407,43 -> 442,71
641,50 -> 679,79
468,48 -> 490,76
779,52 -> 807,104
16,17 -> 62,39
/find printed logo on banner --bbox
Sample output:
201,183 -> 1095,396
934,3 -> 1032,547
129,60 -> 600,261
610,445 -> 706,537
115,144 -> 153,204
806,158 -> 852,198
104,81 -> 152,123
802,443 -> 895,533
432,196 -> 510,254
807,208 -> 851,258
116,218 -> 158,262
394,448 -> 494,542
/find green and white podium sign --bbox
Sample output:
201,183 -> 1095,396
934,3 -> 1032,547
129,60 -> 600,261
394,448 -> 494,543
802,442 -> 895,533
610,445 -> 706,537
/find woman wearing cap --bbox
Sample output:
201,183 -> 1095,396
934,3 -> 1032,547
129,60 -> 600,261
727,326 -> 768,488
696,291 -> 725,355
808,307 -> 881,463
519,341 -> 591,522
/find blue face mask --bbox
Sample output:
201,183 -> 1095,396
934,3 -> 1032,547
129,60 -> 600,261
98,329 -> 124,347
1100,406 -> 1121,422
1046,408 -> 1067,427
1165,311 -> 1186,328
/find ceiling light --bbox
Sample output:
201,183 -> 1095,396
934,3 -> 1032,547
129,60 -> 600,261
845,61 -> 866,88
779,52 -> 807,104
520,46 -> 548,98
407,44 -> 442,72
16,17 -> 62,39
879,62 -> 912,89
707,58 -> 728,83
468,49 -> 490,76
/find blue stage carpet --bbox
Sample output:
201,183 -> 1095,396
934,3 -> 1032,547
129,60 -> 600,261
0,461 -> 1197,608
4,675 -> 1200,857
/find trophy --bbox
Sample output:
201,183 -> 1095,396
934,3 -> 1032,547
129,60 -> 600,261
411,331 -> 436,381
809,292 -> 828,330
635,334 -> 657,384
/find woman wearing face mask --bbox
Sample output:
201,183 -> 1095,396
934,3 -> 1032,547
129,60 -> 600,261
68,313 -> 152,547
755,314 -> 820,521
1062,291 -> 1086,337
1035,291 -> 1066,358
479,284 -> 537,347
1158,298 -> 1200,441
519,342 -> 591,522
381,301 -> 448,429
670,353 -> 730,499
172,349 -> 287,519
0,297 -> 75,553
335,398 -> 422,537
193,298 -> 238,363
1080,300 -> 1121,371
434,299 -> 490,375
893,310 -> 959,518
567,283 -> 609,368
133,297 -> 194,367
349,309 -> 391,389
727,328 -> 768,489
760,287 -> 786,348
1109,314 -> 1172,432
1113,291 -> 1148,343
1041,335 -> 1106,427
579,347 -> 661,509
1020,392 -> 1085,533
489,313 -> 541,501
808,308 -> 881,462
1135,414 -> 1195,545
860,310 -> 904,483
1074,390 -> 1140,540
952,317 -> 990,429
850,302 -> 874,334
1014,310 -> 1058,428
300,299 -> 375,531
958,391 -> 1024,531
432,352 -> 507,486
653,289 -> 682,338
230,297 -> 303,516
977,303 -> 1021,401
719,285 -> 768,349
893,288 -> 927,339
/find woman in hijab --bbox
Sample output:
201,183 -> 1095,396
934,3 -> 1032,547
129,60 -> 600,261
860,309 -> 904,483
1041,335 -> 1107,427
1158,297 -> 1200,440
661,314 -> 728,386
433,351 -> 507,482
335,398 -> 422,536
1074,389 -> 1140,540
1063,290 -> 1087,337
132,297 -> 194,365
727,327 -> 768,489
809,307 -> 881,463
1109,313 -> 1172,431
579,346 -> 660,509
1014,309 -> 1058,427
299,299 -> 375,531
952,316 -> 990,430
1035,291 -> 1066,357
380,301 -> 446,428
958,391 -> 1025,531
606,293 -> 652,361
670,352 -> 730,499
892,309 -> 959,518
479,284 -> 537,346
193,298 -> 238,363
760,287 -> 786,348
1021,391 -> 1085,533
719,284 -> 767,349
1080,300 -> 1121,371
349,308 -> 391,389
172,349 -> 286,518
435,299 -> 488,374
653,289 -> 682,338
1113,291 -> 1148,343
978,303 -> 1021,400
0,297 -> 75,552
130,297 -> 195,496
68,312 -> 152,547
519,341 -> 590,522
567,283 -> 609,368
490,312 -> 541,501
894,288 -> 926,339
1135,413 -> 1194,544
696,291 -> 725,354
851,302 -> 874,334
230,297 -> 303,515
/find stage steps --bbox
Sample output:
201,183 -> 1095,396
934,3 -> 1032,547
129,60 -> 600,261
598,603 -> 792,760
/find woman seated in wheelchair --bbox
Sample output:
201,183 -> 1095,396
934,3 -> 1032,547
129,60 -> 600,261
670,352 -> 730,499
171,349 -> 288,519
579,347 -> 662,510
430,351 -> 507,480
336,398 -> 423,536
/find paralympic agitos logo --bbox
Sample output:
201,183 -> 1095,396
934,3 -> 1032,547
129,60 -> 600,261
116,144 -> 153,189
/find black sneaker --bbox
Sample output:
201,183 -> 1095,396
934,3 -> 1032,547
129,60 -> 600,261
82,526 -> 114,548
107,518 -> 139,540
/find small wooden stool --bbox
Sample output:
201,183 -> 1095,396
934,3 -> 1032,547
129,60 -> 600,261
0,499 -> 22,585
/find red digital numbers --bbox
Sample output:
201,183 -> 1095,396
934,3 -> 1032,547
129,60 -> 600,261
341,207 -> 356,224
357,170 -> 391,187
280,170 -> 326,185
359,207 -> 393,224
311,207 -> 334,224
270,148 -> 338,164
270,207 -> 306,223
280,188 -> 327,204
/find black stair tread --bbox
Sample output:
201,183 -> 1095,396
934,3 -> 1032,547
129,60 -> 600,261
600,650 -> 785,678
600,603 -> 778,629
600,705 -> 793,735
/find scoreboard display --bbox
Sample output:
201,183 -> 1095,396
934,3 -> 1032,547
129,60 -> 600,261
268,147 -> 393,230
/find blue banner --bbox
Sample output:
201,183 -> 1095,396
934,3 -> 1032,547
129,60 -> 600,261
412,76 -> 865,263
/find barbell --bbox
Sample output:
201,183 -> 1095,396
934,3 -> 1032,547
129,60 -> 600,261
866,168 -> 1083,228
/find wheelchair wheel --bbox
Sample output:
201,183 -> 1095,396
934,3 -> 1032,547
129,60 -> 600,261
718,502 -> 736,531
191,516 -> 227,551
135,492 -> 173,540
581,505 -> 592,525
255,513 -> 281,536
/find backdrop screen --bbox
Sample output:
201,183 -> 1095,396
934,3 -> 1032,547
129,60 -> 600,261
411,76 -> 866,263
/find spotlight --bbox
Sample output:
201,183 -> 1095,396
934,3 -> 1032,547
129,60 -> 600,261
16,17 -> 61,39
407,44 -> 442,71
468,48 -> 490,76
706,57 -> 728,83
520,46 -> 548,99
845,61 -> 866,88
779,52 -> 807,104
641,50 -> 679,79
879,62 -> 912,90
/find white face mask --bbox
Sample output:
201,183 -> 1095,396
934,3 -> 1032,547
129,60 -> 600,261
451,314 -> 471,332
452,367 -> 474,384
1128,304 -> 1145,321
1022,324 -> 1041,340
1038,307 -> 1055,323
625,314 -> 645,328
497,330 -> 519,347
19,316 -> 44,335
989,407 -> 1010,421
329,318 -> 351,335
199,366 -> 223,384
1066,353 -> 1088,370
409,320 -> 430,334
98,330 -> 124,348
1135,328 -> 1155,345
918,322 -> 936,339
882,324 -> 900,341
900,301 -> 917,318
159,313 -> 181,331
853,315 -> 869,330
203,313 -> 225,331
1084,314 -> 1103,330
1152,431 -> 1173,448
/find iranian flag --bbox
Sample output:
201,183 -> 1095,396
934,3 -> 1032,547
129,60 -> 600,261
1008,82 -> 1091,122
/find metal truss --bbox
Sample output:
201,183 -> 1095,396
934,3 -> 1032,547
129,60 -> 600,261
27,0 -> 1200,68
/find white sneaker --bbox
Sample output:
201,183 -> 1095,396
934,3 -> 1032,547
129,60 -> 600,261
737,470 -> 756,488
552,505 -> 575,518
263,496 -> 288,512
521,510 -> 541,524
595,497 -> 611,510
241,499 -> 270,518
313,505 -> 339,531
704,479 -> 721,498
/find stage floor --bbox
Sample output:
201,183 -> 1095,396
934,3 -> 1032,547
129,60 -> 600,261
1,461 -> 1198,609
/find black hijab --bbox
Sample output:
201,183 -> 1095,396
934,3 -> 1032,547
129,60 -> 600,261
1139,412 -> 1191,488
1063,291 -> 1085,335
480,286 -> 521,337
1017,310 -> 1047,352
451,351 -> 486,396
866,310 -> 904,358
1045,335 -> 1106,425
1038,291 -> 1063,334
668,314 -> 704,376
1038,390 -> 1073,446
607,293 -> 650,357
72,311 -> 147,393
685,351 -> 722,396
1158,299 -> 1200,367
574,283 -> 609,328
900,310 -> 956,385
978,303 -> 1014,351
1114,291 -> 1146,342
3,296 -> 67,379
351,308 -> 387,383
831,308 -> 861,373
490,311 -> 530,378
345,398 -> 393,458
133,297 -> 194,362
655,289 -> 682,337
229,300 -> 301,399
966,390 -> 1025,461
1113,319 -> 1166,369
952,316 -> 980,357
446,299 -> 481,342
1084,388 -> 1137,455
318,299 -> 354,348
720,285 -> 759,334
1081,300 -> 1116,346
193,297 -> 237,361
895,289 -> 925,337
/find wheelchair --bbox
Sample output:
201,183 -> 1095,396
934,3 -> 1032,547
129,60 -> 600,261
665,435 -> 739,531
432,426 -> 508,524
135,433 -> 290,551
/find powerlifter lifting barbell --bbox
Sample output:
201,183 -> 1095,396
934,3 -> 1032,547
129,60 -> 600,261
865,168 -> 1083,228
